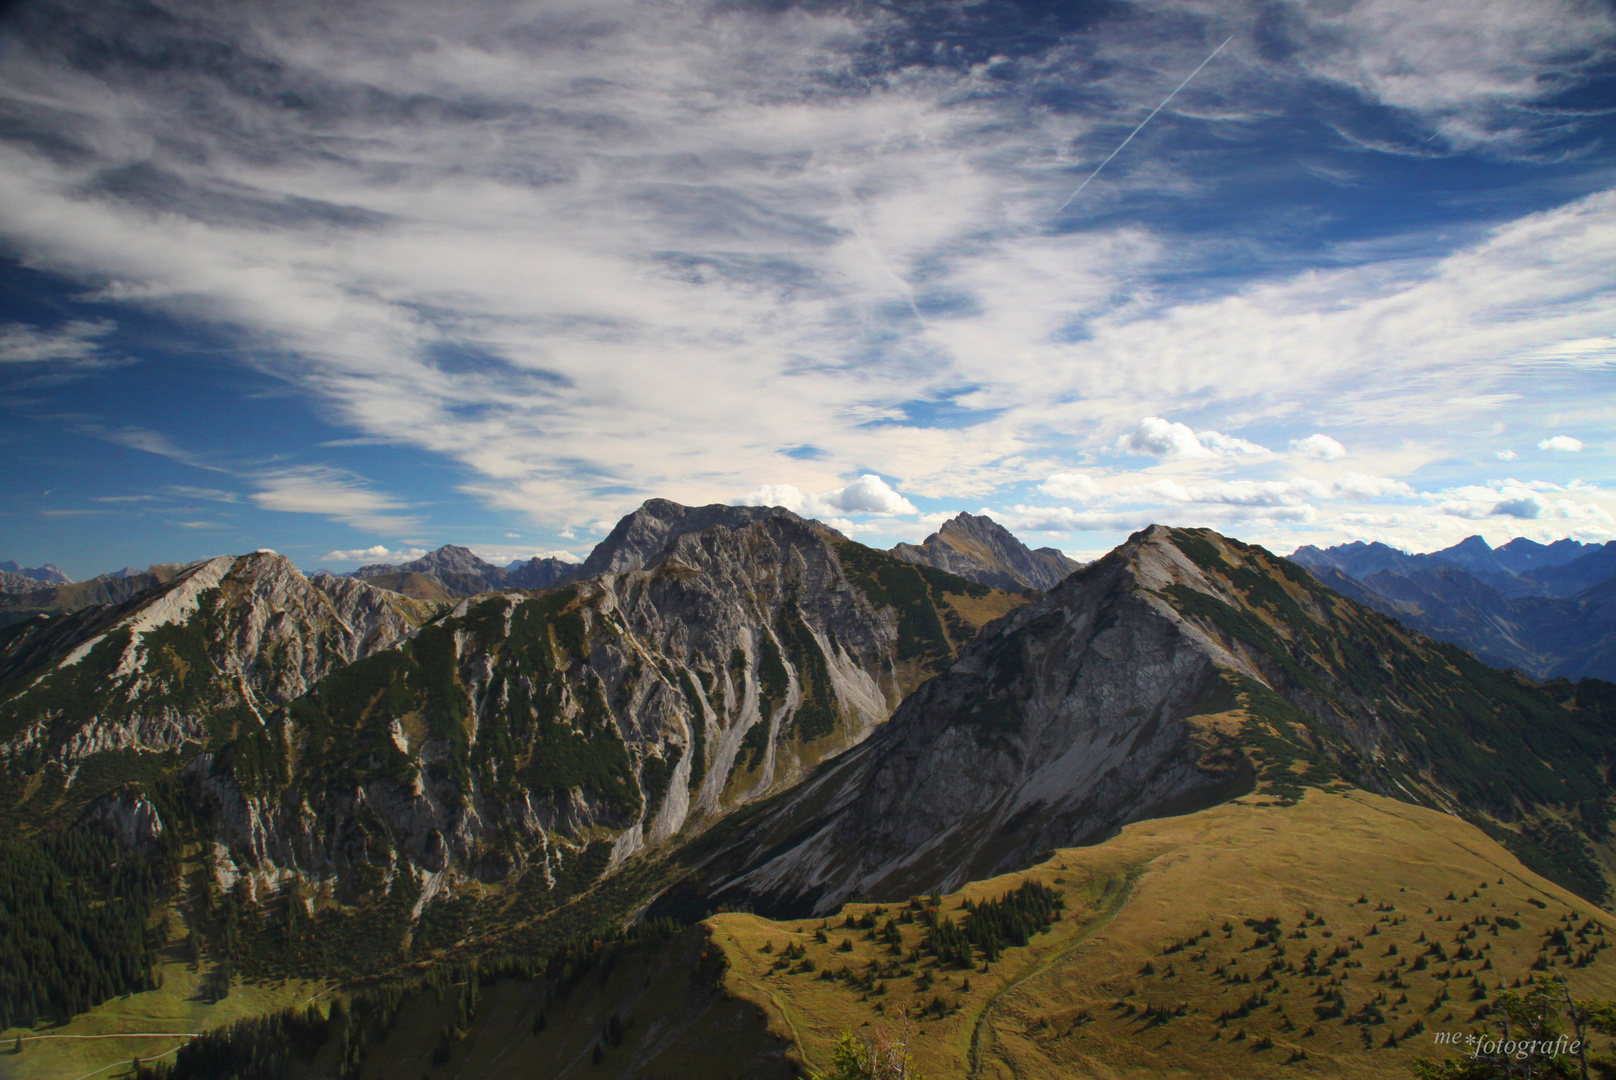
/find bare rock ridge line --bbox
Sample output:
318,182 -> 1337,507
0,499 -> 1029,906
341,506 -> 1073,600
656,524 -> 1616,918
888,510 -> 1083,591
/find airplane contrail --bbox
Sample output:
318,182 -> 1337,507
1056,35 -> 1235,214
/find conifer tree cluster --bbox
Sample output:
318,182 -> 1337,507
921,881 -> 1064,968
0,826 -> 178,1028
136,1007 -> 328,1080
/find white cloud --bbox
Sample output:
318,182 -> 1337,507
1491,496 -> 1545,520
0,319 -> 114,366
1284,0 -> 1616,150
0,0 -> 1609,563
1538,435 -> 1585,452
320,545 -> 429,564
737,474 -> 918,518
250,467 -> 420,534
1290,434 -> 1347,460
1425,478 -> 1614,528
1331,473 -> 1415,498
1038,472 -> 1105,502
1495,449 -> 1518,461
1116,418 -> 1272,461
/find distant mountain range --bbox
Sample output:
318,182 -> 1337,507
1289,534 -> 1616,681
340,508 -> 1082,603
0,560 -> 70,584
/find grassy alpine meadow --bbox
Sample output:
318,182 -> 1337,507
0,953 -> 327,1080
706,786 -> 1616,1080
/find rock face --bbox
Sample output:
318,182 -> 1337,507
0,500 -> 1029,907
0,552 -> 439,762
189,503 -> 1024,891
662,525 -> 1616,916
889,512 -> 1080,591
0,571 -> 44,595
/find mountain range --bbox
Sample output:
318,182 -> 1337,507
3,508 -> 1616,1079
1290,534 -> 1616,681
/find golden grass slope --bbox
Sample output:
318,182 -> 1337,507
710,786 -> 1616,1079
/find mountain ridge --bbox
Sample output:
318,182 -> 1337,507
888,511 -> 1081,591
656,524 -> 1616,919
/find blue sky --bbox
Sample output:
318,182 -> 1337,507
0,0 -> 1613,579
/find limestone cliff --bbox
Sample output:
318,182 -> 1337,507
0,551 -> 439,762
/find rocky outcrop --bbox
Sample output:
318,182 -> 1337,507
575,500 -> 796,578
81,787 -> 166,853
0,570 -> 47,594
890,512 -> 1080,591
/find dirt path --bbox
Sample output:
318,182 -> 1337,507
966,867 -> 1143,1080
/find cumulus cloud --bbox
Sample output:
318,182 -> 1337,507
1495,449 -> 1518,461
1538,435 -> 1585,452
320,545 -> 429,564
1428,479 -> 1614,527
1116,418 -> 1272,461
1290,434 -> 1347,460
1492,496 -> 1545,519
737,474 -> 919,519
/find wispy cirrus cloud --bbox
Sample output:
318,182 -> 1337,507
0,0 -> 1611,561
249,466 -> 420,534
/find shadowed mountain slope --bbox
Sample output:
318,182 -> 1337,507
657,525 -> 1616,918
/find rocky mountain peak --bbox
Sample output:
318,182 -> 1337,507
889,511 -> 1080,591
576,499 -> 819,579
407,544 -> 500,576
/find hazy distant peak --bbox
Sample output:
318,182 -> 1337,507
889,511 -> 1080,591
0,561 -> 71,584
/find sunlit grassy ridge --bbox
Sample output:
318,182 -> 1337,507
707,787 -> 1616,1079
